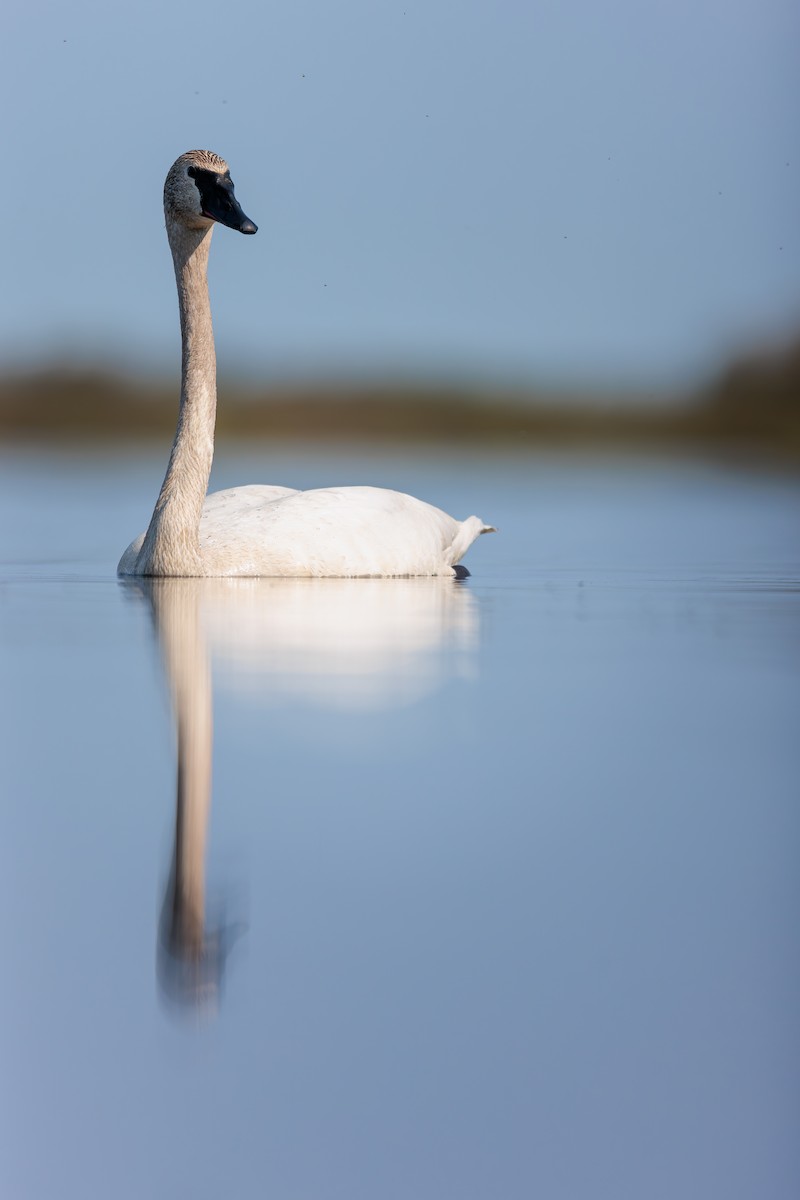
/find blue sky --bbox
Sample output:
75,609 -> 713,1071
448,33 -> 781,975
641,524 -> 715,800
3,0 -> 798,390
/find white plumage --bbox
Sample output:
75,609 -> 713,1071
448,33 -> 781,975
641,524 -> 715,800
118,151 -> 493,579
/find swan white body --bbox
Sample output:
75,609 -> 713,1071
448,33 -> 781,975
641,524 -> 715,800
120,483 -> 490,577
118,150 -> 493,578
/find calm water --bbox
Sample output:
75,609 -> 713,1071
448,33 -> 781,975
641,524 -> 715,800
1,444 -> 798,1199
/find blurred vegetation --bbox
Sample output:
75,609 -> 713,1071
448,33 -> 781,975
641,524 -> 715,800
1,333 -> 799,463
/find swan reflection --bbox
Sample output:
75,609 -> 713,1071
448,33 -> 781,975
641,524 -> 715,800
201,576 -> 479,709
132,576 -> 480,1015
146,577 -> 239,1016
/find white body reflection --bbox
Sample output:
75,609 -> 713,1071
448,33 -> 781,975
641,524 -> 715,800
132,577 -> 480,1013
202,577 -> 479,709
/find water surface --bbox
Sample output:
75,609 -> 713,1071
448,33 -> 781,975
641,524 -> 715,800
1,445 -> 798,1199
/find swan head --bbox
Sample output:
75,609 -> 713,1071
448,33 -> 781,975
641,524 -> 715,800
164,150 -> 257,235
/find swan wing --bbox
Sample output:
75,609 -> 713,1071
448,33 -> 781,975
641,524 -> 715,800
199,485 -> 490,577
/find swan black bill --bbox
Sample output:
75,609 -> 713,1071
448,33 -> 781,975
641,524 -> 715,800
188,166 -> 258,235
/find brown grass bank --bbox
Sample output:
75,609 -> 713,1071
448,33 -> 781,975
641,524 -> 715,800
1,336 -> 798,463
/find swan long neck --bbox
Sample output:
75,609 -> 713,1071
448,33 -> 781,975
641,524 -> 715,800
137,222 -> 217,576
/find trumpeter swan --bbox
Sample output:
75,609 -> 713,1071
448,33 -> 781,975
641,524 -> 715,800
118,150 -> 494,578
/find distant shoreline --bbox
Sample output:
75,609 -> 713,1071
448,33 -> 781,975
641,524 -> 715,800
1,340 -> 798,463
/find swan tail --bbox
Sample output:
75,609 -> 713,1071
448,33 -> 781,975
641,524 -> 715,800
448,515 -> 495,568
